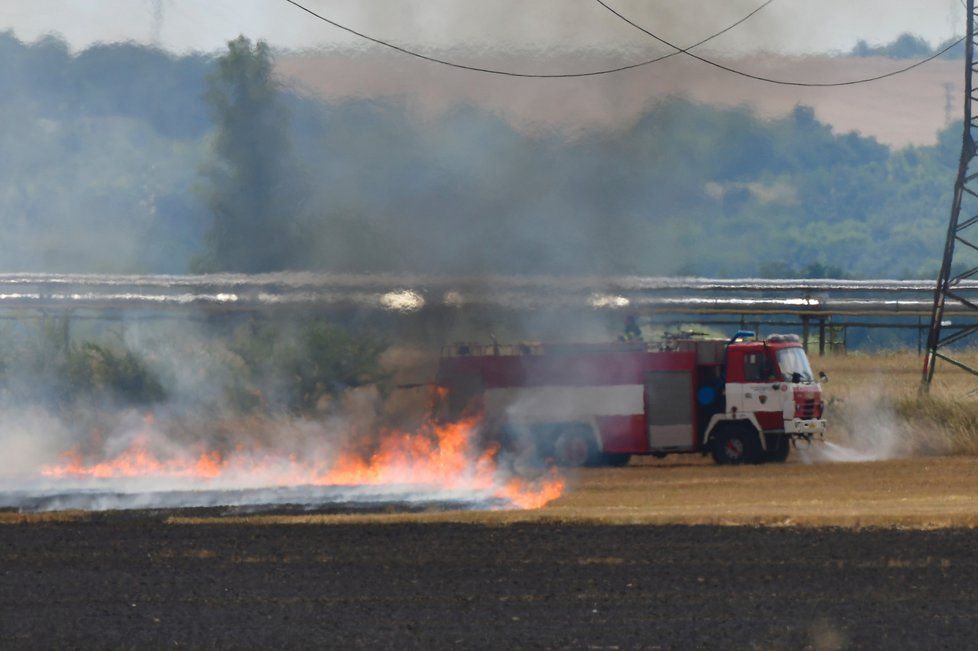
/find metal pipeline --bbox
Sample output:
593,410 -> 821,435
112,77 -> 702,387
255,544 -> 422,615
0,272 -> 972,294
0,283 -> 971,317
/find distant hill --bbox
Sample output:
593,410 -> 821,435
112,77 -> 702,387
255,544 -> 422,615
850,33 -> 962,59
0,31 -> 965,279
279,50 -> 963,148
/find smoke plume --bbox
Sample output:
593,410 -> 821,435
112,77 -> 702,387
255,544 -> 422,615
0,318 -> 565,513
799,385 -> 909,463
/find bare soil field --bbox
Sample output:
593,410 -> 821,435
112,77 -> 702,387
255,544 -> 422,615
2,518 -> 978,649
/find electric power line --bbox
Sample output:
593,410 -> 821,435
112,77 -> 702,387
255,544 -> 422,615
594,0 -> 965,87
281,0 -> 774,78
283,0 -> 964,86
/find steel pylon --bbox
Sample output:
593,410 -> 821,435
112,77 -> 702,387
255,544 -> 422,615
923,0 -> 978,390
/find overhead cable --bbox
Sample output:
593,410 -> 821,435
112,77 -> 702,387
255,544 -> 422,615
594,0 -> 965,87
283,0 -> 963,86
281,0 -> 774,78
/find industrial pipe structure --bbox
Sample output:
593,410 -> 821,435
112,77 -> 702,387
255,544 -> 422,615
0,274 -> 975,317
1,272 -> 977,294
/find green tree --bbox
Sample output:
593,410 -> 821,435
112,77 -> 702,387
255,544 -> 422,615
195,36 -> 306,272
226,320 -> 388,414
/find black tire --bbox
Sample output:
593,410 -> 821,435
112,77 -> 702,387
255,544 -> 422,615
762,434 -> 791,463
554,427 -> 599,467
600,453 -> 632,467
710,424 -> 762,465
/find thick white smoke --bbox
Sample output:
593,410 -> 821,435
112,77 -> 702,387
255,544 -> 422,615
798,385 -> 908,463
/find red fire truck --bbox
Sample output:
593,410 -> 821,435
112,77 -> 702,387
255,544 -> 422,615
435,331 -> 826,466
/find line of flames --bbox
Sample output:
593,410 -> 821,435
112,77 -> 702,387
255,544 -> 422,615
39,417 -> 565,510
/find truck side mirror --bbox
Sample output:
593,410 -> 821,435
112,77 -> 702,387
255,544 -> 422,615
819,371 -> 829,383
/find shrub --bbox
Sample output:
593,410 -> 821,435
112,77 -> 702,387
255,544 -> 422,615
65,343 -> 165,406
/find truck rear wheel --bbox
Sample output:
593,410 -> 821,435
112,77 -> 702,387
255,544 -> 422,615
710,424 -> 761,465
554,427 -> 598,467
762,434 -> 791,463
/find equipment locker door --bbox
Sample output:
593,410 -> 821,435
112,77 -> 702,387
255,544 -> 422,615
645,370 -> 695,450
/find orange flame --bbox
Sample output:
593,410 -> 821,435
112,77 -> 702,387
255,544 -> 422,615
39,417 -> 564,510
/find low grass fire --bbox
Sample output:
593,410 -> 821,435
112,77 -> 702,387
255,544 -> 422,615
37,415 -> 565,511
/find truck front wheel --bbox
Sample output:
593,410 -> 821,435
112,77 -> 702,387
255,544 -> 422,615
710,424 -> 761,465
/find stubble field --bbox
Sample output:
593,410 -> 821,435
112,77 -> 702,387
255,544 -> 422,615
4,519 -> 978,649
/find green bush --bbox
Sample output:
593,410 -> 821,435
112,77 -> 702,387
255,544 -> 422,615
288,322 -> 387,412
65,343 -> 165,406
0,319 -> 164,407
0,316 -> 385,413
227,320 -> 387,414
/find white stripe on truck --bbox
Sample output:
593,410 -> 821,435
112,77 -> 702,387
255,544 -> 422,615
484,385 -> 644,422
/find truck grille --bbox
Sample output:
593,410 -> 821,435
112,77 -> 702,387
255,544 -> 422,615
796,399 -> 817,419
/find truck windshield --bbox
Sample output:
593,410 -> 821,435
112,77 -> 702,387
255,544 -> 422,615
776,347 -> 814,382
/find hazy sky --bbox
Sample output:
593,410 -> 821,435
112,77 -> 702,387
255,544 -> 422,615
0,0 -> 966,57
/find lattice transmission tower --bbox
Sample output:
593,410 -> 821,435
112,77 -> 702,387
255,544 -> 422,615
922,0 -> 978,390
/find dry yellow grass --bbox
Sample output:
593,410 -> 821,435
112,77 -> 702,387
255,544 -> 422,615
169,456 -> 978,529
0,511 -> 86,525
817,350 -> 978,454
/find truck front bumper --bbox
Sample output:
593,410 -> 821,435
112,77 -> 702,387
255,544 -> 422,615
785,418 -> 827,437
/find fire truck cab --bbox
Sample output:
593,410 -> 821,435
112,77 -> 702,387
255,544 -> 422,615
435,331 -> 826,466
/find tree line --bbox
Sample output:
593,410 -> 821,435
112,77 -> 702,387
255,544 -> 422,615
0,30 -> 963,280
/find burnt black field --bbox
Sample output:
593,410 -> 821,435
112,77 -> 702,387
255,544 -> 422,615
0,518 -> 975,648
